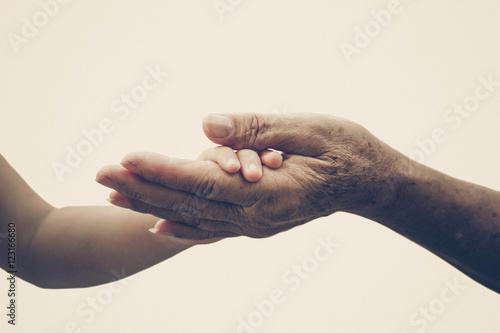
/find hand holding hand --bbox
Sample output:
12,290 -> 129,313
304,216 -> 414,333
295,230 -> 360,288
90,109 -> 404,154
97,113 -> 401,239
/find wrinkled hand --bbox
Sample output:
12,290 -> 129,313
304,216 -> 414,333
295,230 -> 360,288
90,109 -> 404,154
97,113 -> 400,239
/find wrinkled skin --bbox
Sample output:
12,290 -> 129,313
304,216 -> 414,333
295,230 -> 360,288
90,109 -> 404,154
96,113 -> 400,239
97,112 -> 500,293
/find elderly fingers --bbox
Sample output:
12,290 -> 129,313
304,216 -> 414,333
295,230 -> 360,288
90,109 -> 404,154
117,152 -> 257,204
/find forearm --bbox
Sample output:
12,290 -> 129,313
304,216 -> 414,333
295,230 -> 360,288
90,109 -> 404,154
0,155 -> 54,278
0,155 -> 193,289
359,153 -> 500,293
23,205 -> 193,289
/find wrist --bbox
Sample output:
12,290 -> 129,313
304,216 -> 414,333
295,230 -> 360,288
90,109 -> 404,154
344,142 -> 413,220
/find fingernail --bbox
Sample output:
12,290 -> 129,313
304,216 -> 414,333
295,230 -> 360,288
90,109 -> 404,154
107,193 -> 132,208
107,197 -> 128,207
121,161 -> 139,174
105,197 -> 116,205
204,115 -> 233,138
148,228 -> 174,237
96,176 -> 116,188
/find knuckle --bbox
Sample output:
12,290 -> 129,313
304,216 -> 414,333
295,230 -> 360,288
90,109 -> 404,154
180,214 -> 201,227
175,197 -> 209,225
175,197 -> 197,214
192,170 -> 223,200
195,179 -> 217,198
243,114 -> 264,150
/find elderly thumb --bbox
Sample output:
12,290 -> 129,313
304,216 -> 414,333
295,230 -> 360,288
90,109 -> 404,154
202,112 -> 329,156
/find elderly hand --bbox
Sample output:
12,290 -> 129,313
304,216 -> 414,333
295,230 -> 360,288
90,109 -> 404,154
96,112 -> 500,294
96,113 -> 402,239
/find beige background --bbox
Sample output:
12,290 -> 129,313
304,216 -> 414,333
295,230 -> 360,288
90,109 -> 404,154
1,0 -> 499,332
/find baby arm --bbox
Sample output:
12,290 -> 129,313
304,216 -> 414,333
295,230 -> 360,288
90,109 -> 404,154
0,148 -> 281,289
0,154 -> 194,288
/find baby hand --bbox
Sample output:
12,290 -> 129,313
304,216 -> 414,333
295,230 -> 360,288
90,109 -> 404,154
196,146 -> 283,182
148,147 -> 284,242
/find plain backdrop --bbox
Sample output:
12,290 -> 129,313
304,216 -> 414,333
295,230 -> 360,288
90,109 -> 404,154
1,0 -> 499,332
